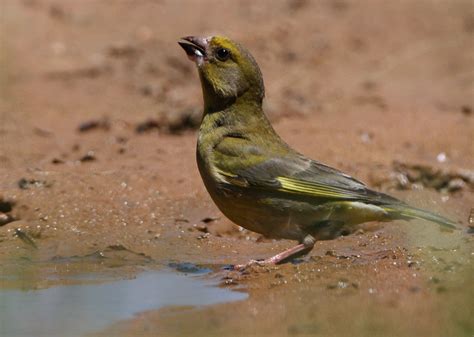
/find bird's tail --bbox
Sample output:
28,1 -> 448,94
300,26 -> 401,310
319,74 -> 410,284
381,204 -> 458,230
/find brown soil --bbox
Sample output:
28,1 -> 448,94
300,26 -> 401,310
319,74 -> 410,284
1,1 -> 473,336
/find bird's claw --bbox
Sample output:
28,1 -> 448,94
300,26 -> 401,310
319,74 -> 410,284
232,259 -> 266,271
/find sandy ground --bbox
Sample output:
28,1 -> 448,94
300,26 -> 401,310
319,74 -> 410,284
1,1 -> 473,336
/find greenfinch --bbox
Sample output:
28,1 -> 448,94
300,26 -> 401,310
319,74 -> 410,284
178,35 -> 457,269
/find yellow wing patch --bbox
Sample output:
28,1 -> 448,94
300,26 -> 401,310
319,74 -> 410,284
214,169 -> 361,199
276,176 -> 355,199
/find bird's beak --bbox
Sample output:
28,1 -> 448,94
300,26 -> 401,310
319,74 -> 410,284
178,36 -> 209,64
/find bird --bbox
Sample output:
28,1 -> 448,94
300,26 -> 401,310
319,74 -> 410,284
178,35 -> 458,269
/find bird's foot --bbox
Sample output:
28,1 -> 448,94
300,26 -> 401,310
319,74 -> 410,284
232,259 -> 267,271
232,241 -> 315,271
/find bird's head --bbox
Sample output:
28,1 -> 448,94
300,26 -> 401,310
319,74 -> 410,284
178,35 -> 264,110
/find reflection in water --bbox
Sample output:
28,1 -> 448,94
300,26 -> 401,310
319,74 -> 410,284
0,269 -> 247,337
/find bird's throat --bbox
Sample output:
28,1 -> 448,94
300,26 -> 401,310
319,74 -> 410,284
200,73 -> 263,115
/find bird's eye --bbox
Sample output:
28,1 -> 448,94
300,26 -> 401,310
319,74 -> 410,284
215,48 -> 230,61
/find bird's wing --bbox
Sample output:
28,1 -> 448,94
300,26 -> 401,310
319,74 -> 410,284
216,154 -> 401,205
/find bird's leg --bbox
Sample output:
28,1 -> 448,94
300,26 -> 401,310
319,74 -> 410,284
233,235 -> 315,270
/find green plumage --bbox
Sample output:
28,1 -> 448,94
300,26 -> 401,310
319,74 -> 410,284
179,35 -> 457,248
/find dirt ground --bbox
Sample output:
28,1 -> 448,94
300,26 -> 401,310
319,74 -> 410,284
1,1 -> 473,336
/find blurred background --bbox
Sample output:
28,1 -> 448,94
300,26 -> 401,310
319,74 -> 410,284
1,0 -> 473,168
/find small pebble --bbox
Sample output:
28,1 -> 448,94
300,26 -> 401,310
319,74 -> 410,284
436,152 -> 447,163
0,212 -> 15,226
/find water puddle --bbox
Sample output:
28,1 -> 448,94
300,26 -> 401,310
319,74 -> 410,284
0,268 -> 247,337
